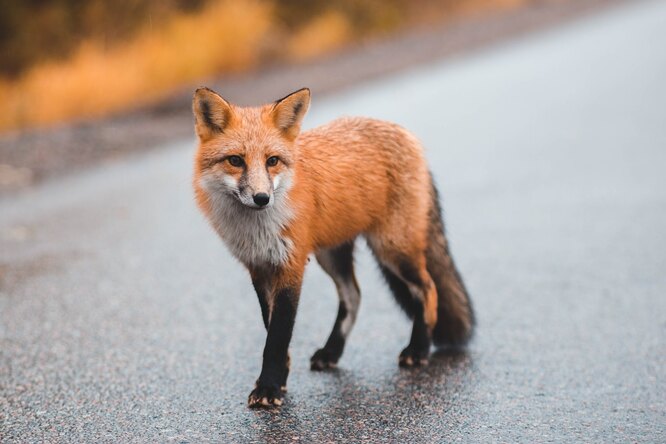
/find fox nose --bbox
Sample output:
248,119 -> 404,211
253,193 -> 270,207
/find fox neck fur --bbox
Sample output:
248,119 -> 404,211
200,172 -> 295,266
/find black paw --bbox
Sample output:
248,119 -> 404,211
398,345 -> 429,368
310,347 -> 339,371
248,383 -> 284,408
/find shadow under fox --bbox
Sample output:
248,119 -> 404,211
192,87 -> 474,408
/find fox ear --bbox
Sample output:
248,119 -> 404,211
271,88 -> 310,139
192,87 -> 233,141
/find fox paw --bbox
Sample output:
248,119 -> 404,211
398,346 -> 429,368
310,348 -> 339,371
248,383 -> 284,408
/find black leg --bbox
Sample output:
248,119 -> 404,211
310,302 -> 347,370
248,286 -> 299,408
250,272 -> 270,330
378,264 -> 417,318
311,242 -> 360,370
376,261 -> 432,367
399,299 -> 431,367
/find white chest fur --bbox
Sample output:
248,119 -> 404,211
204,192 -> 294,266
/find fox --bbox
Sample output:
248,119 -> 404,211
192,86 -> 474,408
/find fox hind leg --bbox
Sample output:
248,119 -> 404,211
310,241 -> 360,370
370,240 -> 438,367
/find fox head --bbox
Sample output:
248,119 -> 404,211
192,87 -> 310,210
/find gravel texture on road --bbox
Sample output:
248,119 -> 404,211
1,1 -> 665,442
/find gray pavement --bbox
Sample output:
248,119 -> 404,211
2,1 -> 665,442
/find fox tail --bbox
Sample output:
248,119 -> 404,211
426,176 -> 475,347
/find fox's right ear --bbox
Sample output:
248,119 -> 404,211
192,87 -> 233,141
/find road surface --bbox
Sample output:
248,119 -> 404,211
1,1 -> 665,442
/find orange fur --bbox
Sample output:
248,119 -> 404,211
192,87 -> 473,406
192,87 -> 438,321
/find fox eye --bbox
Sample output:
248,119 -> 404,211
227,155 -> 244,167
266,156 -> 279,167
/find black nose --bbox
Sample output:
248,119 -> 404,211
253,193 -> 270,207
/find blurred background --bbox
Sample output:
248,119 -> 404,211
0,0 -> 610,191
0,0 -> 536,131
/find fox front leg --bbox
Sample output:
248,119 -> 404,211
247,275 -> 302,408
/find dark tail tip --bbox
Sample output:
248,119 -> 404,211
430,259 -> 475,348
432,301 -> 475,348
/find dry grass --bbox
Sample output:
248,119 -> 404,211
0,0 -> 538,132
286,11 -> 352,61
0,0 -> 272,130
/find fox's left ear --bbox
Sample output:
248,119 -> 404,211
271,88 -> 310,140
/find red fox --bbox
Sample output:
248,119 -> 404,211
192,87 -> 474,408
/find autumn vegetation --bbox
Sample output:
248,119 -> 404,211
0,0 -> 532,132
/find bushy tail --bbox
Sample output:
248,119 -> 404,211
426,177 -> 475,347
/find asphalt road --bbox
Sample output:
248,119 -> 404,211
2,1 -> 665,442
